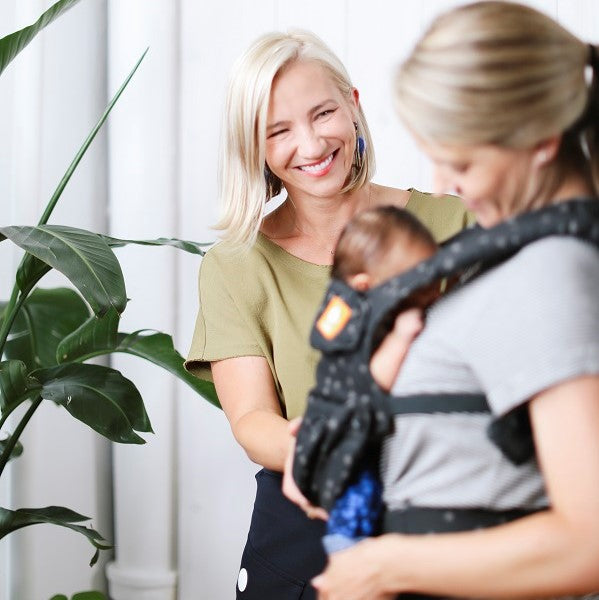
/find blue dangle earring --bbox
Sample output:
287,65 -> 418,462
353,122 -> 366,170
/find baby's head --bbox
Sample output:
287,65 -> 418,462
332,205 -> 437,291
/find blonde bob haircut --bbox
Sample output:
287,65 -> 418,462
394,1 -> 599,201
214,30 -> 376,249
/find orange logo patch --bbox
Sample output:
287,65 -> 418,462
316,295 -> 352,340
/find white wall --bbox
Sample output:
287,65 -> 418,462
1,1 -> 598,599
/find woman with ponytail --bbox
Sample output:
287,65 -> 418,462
310,3 -> 599,599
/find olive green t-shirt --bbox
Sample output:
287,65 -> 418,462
184,189 -> 474,420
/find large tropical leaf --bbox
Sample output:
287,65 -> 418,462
0,0 -> 83,77
34,363 -> 152,444
2,289 -> 90,371
0,360 -> 42,415
16,254 -> 51,294
56,307 -> 119,365
116,332 -> 220,407
56,327 -> 220,407
103,235 -> 211,256
50,593 -> 107,600
0,226 -> 126,317
0,505 -> 110,566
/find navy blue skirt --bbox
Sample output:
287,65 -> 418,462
236,468 -> 327,599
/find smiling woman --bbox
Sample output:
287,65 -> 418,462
184,29 -> 472,599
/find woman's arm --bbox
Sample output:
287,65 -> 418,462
212,356 -> 291,471
313,375 -> 599,599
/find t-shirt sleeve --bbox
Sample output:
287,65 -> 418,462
407,189 -> 476,243
463,237 -> 599,416
184,249 -> 264,380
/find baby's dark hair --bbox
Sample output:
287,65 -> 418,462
332,205 -> 437,281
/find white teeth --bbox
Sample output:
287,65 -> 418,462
298,153 -> 334,173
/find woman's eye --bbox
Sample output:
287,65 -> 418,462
452,163 -> 469,174
317,108 -> 336,119
268,129 -> 287,139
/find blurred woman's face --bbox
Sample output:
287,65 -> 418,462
265,60 -> 358,201
417,139 -> 537,227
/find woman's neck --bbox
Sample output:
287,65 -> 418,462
287,184 -> 373,238
261,184 -> 374,264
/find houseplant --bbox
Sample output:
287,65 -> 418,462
0,0 -> 217,567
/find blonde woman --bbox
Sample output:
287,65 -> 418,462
185,30 -> 472,599
310,3 -> 599,599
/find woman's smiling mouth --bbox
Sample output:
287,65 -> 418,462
296,150 -> 337,176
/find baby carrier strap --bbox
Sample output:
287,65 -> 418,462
365,197 -> 599,352
294,198 -> 599,510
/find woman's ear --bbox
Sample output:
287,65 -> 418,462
351,87 -> 360,115
347,272 -> 372,291
534,135 -> 561,167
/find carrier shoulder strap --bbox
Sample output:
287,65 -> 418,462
311,198 -> 599,357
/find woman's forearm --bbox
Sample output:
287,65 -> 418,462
370,511 -> 599,598
232,409 -> 291,471
212,356 -> 292,472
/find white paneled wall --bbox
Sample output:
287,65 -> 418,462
0,1 -> 597,599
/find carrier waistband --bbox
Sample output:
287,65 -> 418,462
383,505 -> 542,534
386,393 -> 490,416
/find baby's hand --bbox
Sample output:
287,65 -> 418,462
391,307 -> 424,343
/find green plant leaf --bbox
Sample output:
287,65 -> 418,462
2,289 -> 90,371
16,254 -> 52,294
49,592 -> 107,600
0,436 -> 23,462
53,326 -> 220,408
103,235 -> 211,256
56,307 -> 119,365
0,505 -> 111,566
0,0 -> 83,77
0,226 -> 126,317
34,363 -> 152,444
0,360 -> 42,415
116,331 -> 220,407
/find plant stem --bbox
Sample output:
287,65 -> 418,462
0,396 -> 42,477
0,280 -> 37,358
0,285 -> 21,358
37,48 -> 148,226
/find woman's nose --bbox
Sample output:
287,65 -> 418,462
297,127 -> 327,159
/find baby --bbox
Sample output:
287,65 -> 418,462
332,204 -> 439,391
323,204 -> 440,552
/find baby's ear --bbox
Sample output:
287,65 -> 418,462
347,272 -> 371,291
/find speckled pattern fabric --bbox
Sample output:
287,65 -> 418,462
293,198 -> 599,516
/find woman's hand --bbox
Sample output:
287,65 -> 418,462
312,537 -> 396,600
282,417 -> 328,520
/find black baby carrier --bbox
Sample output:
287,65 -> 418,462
293,198 -> 599,533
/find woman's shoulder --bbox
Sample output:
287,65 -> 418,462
371,184 -> 412,208
371,185 -> 474,241
198,238 -> 275,288
406,188 -> 475,242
